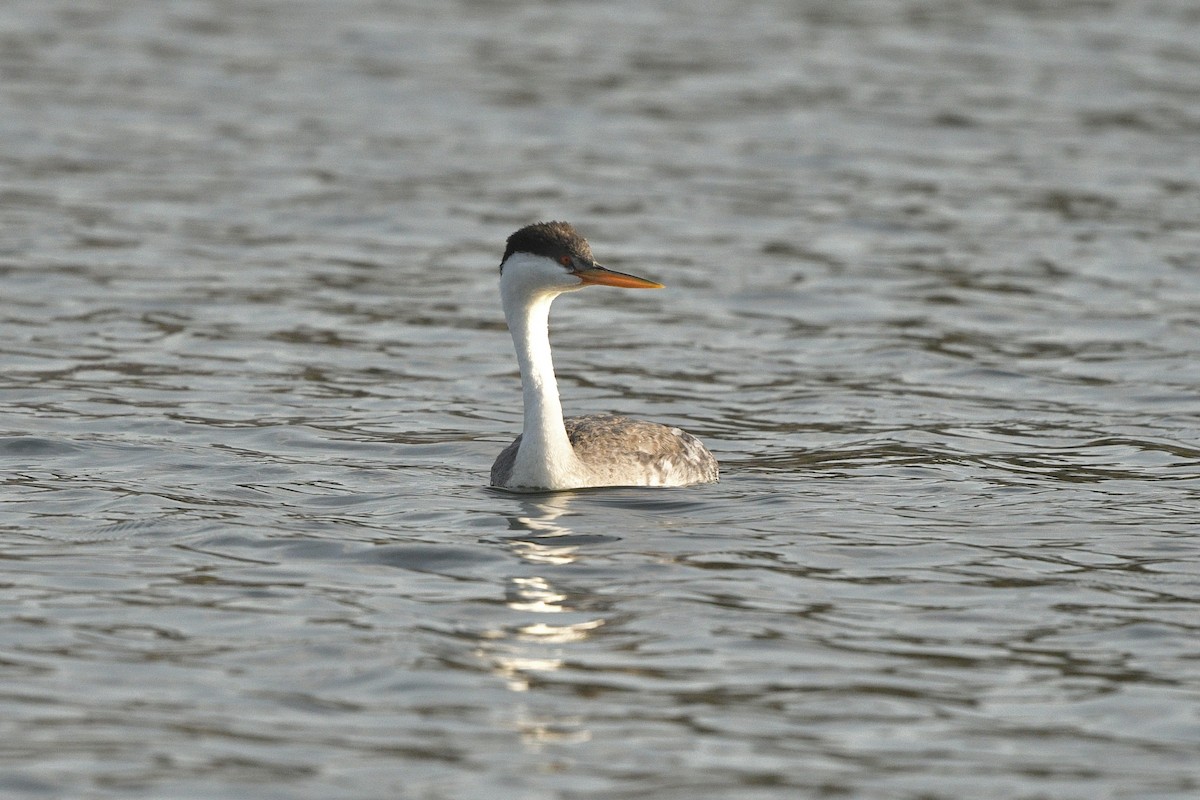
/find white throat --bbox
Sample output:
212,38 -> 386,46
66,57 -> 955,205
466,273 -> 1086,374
500,254 -> 588,488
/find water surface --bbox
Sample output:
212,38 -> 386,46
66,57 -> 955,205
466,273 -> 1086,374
2,1 -> 1199,798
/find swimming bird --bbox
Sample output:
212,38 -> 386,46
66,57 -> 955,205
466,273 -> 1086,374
490,221 -> 719,491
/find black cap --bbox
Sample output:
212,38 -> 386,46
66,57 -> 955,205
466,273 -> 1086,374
500,221 -> 596,272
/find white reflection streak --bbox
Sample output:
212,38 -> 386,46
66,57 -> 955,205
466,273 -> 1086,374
509,494 -> 578,566
508,576 -> 567,612
512,708 -> 592,749
479,495 -> 606,702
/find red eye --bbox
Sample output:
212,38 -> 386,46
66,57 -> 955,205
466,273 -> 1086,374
560,256 -> 571,267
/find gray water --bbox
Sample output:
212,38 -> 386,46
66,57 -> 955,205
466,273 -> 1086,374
3,1 -> 1199,798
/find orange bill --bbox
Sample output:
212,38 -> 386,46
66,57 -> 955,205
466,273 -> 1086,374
574,265 -> 664,289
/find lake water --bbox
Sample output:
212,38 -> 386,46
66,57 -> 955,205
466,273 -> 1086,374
2,1 -> 1199,798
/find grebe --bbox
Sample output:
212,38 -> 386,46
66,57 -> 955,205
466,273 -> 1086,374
490,221 -> 719,491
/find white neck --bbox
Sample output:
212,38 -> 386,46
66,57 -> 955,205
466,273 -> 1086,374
500,257 -> 586,487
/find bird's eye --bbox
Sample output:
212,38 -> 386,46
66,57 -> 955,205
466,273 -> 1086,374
559,256 -> 572,267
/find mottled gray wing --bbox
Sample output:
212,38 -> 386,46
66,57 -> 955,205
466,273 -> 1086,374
564,414 -> 719,486
490,437 -> 521,487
